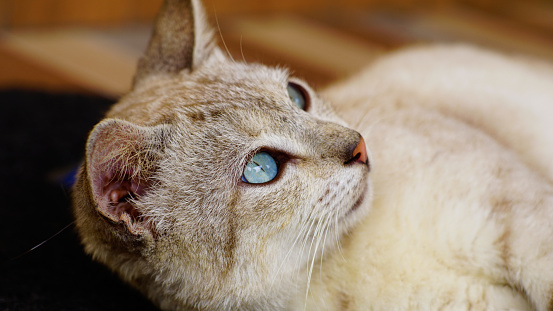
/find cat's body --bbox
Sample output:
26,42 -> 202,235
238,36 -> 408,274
306,47 -> 553,310
72,0 -> 553,310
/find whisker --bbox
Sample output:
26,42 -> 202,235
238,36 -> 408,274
269,213 -> 313,289
306,215 -> 323,273
296,215 -> 315,288
334,211 -> 346,261
319,213 -> 332,281
7,221 -> 76,262
298,215 -> 317,281
212,7 -> 235,63
304,210 -> 331,307
240,34 -> 246,63
358,114 -> 391,142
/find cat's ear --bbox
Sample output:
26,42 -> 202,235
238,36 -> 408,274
133,0 -> 215,86
85,119 -> 168,236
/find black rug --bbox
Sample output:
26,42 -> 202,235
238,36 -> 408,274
0,90 -> 158,311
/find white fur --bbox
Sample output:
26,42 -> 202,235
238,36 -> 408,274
301,45 -> 553,310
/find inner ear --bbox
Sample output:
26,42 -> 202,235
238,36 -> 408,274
86,119 -> 167,236
98,169 -> 147,232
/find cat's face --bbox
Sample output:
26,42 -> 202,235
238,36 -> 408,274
72,1 -> 371,310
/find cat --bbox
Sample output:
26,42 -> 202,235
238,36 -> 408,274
71,0 -> 553,310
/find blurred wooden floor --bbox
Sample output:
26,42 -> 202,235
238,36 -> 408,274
1,1 -> 553,98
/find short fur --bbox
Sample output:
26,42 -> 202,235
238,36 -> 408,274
72,0 -> 553,310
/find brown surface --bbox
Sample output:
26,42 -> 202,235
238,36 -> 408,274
3,0 -> 163,27
0,1 -> 552,96
3,0 -> 549,27
0,45 -> 84,92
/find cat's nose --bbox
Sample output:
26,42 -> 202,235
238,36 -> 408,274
346,136 -> 368,165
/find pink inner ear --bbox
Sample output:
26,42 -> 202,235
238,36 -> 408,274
104,178 -> 144,221
91,168 -> 149,235
86,119 -> 158,236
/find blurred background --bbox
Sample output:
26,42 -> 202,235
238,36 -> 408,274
1,1 -> 553,310
1,0 -> 553,96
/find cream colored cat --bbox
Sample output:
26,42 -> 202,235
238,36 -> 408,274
72,0 -> 553,310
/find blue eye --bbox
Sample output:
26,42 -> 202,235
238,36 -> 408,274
242,152 -> 278,184
287,82 -> 307,110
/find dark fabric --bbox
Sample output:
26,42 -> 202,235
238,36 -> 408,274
0,90 -> 158,310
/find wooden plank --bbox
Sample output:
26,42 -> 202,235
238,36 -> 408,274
220,33 -> 337,87
56,0 -> 135,25
134,0 -> 163,21
0,45 -> 86,92
2,2 -> 551,94
223,15 -> 384,80
9,0 -> 55,27
3,0 -> 488,27
416,7 -> 553,60
6,0 -> 159,26
0,29 -> 140,96
501,1 -> 553,33
0,0 -> 10,27
310,10 -> 419,49
317,6 -> 553,61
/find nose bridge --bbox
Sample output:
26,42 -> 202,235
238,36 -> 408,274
305,119 -> 362,163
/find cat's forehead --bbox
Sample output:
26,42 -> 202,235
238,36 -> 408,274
184,61 -> 291,105
109,58 -> 311,129
199,59 -> 289,85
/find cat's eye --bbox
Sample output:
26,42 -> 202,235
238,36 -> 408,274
241,151 -> 278,184
287,82 -> 307,110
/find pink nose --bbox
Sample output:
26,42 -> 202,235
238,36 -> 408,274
352,136 -> 368,165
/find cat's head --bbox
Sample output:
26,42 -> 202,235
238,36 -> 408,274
72,0 -> 371,310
